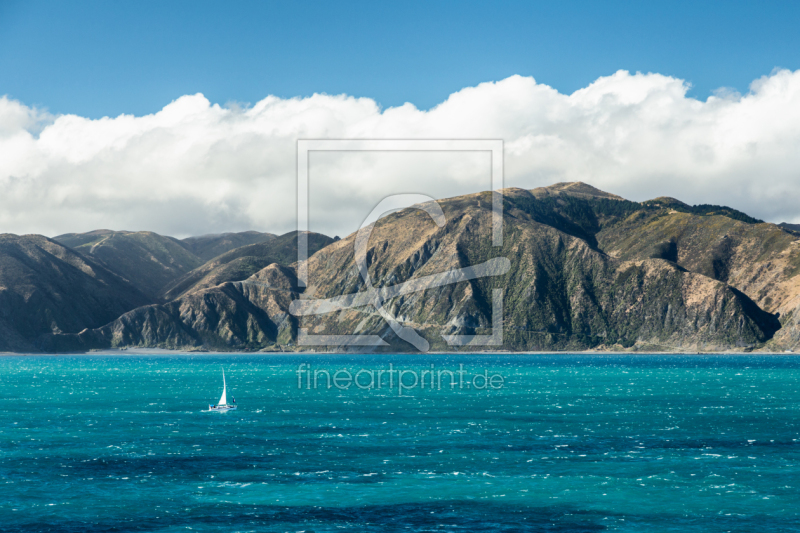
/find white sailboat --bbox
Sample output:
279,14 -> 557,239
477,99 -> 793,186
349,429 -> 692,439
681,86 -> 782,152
209,367 -> 237,411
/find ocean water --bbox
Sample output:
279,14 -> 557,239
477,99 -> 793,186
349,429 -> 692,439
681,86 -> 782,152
1,353 -> 799,532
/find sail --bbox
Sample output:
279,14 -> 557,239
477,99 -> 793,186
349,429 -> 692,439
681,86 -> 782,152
218,368 -> 227,405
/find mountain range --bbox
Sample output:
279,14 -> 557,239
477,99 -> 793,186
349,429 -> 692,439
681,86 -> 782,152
3,182 -> 800,353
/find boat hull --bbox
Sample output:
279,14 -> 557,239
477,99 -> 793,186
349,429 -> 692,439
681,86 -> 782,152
208,405 -> 237,412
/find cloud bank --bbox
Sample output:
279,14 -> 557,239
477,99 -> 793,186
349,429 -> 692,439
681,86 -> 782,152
2,69 -> 800,238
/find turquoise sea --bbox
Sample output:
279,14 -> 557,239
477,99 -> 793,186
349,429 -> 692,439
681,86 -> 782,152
1,353 -> 799,532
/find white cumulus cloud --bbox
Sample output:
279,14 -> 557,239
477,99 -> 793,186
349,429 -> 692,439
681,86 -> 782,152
2,69 -> 800,239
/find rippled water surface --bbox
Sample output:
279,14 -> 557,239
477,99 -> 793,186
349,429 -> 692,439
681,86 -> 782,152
1,353 -> 799,532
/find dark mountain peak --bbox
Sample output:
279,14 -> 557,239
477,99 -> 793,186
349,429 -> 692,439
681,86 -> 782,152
161,230 -> 334,301
779,222 -> 800,233
643,196 -> 691,209
52,230 -> 203,299
180,231 -> 277,261
191,230 -> 266,238
52,229 -> 128,248
531,181 -> 624,200
643,196 -> 763,224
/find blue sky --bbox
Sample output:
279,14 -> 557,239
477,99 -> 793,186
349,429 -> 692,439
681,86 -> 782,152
3,0 -> 800,237
2,0 -> 799,118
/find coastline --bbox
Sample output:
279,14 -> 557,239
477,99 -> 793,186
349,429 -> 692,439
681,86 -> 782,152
1,348 -> 796,356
